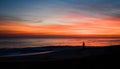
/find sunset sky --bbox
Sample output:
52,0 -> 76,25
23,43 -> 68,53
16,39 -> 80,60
0,0 -> 120,37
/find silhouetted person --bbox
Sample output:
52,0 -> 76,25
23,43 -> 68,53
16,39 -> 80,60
82,42 -> 85,48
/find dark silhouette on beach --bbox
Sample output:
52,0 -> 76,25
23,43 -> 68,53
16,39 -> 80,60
82,42 -> 85,48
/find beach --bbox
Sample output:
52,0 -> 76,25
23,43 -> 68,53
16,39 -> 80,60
0,45 -> 120,69
0,45 -> 119,61
0,38 -> 120,68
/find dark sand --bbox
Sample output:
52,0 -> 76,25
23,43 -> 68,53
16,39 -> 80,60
0,45 -> 120,68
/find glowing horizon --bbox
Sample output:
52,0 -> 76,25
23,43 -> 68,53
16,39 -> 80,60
0,0 -> 120,37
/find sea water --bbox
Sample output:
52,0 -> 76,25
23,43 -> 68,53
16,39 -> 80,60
0,37 -> 120,48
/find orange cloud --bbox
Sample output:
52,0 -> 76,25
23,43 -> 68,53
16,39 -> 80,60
0,14 -> 120,37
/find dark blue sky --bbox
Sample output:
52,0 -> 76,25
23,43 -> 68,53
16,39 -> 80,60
0,0 -> 120,22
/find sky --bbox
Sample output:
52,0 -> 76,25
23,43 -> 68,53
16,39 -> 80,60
0,0 -> 120,37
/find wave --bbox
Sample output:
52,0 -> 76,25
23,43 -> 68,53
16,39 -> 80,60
0,46 -> 82,56
0,51 -> 53,57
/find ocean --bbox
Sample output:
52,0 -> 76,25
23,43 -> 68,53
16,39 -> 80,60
0,37 -> 120,48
